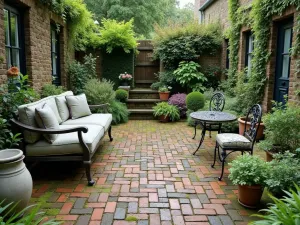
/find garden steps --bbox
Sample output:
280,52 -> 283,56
127,88 -> 160,120
134,80 -> 156,88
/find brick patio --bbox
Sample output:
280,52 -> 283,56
30,121 -> 263,225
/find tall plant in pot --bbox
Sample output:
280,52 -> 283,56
153,102 -> 180,122
229,154 -> 269,208
258,101 -> 300,161
158,86 -> 171,101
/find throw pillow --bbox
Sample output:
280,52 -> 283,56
55,96 -> 70,122
66,94 -> 92,119
35,103 -> 60,143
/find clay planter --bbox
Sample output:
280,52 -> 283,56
159,115 -> 169,123
0,149 -> 33,213
266,151 -> 274,162
159,92 -> 170,101
238,185 -> 264,208
238,117 -> 265,140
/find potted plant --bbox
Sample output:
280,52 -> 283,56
119,72 -> 133,87
257,101 -> 300,161
238,117 -> 265,140
228,154 -> 269,208
153,102 -> 180,122
158,86 -> 171,101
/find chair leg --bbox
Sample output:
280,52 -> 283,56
209,130 -> 212,138
211,142 -> 218,168
192,122 -> 197,139
108,126 -> 113,142
84,161 -> 95,186
218,150 -> 227,181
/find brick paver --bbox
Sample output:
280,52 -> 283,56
30,121 -> 262,224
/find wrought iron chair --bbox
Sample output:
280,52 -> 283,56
211,104 -> 262,181
192,92 -> 225,140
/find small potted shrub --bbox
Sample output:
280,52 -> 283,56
258,101 -> 300,161
119,72 -> 133,86
186,91 -> 205,112
168,93 -> 187,118
115,89 -> 128,103
229,154 -> 269,208
153,102 -> 180,122
158,86 -> 171,101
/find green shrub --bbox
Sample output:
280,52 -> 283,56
115,89 -> 128,103
258,101 -> 300,153
68,54 -> 97,95
221,110 -> 239,133
228,154 -> 269,186
98,19 -> 138,54
153,102 -> 180,122
186,92 -> 205,111
41,84 -> 66,98
84,79 -> 116,105
250,185 -> 300,225
202,67 -> 222,90
108,101 -> 129,125
265,152 -> 300,197
174,61 -> 208,92
153,22 -> 222,70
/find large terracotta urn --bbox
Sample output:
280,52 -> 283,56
0,149 -> 32,212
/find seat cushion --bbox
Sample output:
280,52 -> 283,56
62,114 -> 112,131
216,133 -> 251,149
26,125 -> 104,156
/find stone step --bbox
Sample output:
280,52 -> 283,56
129,109 -> 155,120
129,89 -> 159,99
135,80 -> 157,88
126,99 -> 160,109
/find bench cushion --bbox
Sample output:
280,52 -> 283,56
216,133 -> 251,149
18,91 -> 73,143
62,114 -> 112,131
26,125 -> 104,156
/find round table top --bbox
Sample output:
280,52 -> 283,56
190,111 -> 237,123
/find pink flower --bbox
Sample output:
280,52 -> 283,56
122,75 -> 126,79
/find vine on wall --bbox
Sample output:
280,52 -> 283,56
229,0 -> 300,113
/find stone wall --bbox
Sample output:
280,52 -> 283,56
1,0 -> 70,92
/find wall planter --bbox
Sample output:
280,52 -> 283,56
238,185 -> 264,208
238,117 -> 265,140
159,92 -> 170,101
0,149 -> 33,213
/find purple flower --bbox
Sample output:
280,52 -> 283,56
168,93 -> 187,117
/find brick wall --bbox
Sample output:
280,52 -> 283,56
1,0 -> 70,92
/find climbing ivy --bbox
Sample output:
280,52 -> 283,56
228,0 -> 300,113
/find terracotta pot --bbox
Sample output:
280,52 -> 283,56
266,151 -> 274,162
238,185 -> 263,208
238,117 -> 265,140
159,115 -> 169,123
0,149 -> 33,213
159,92 -> 170,101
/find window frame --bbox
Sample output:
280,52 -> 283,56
51,24 -> 61,86
4,4 -> 25,74
245,32 -> 254,77
225,39 -> 230,69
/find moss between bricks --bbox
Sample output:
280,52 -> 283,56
125,216 -> 138,222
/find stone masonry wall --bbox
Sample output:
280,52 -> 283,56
1,0 -> 69,92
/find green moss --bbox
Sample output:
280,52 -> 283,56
125,216 -> 138,221
46,208 -> 60,216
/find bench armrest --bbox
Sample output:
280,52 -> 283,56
89,103 -> 110,113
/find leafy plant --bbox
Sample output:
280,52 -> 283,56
115,89 -> 128,103
107,101 -> 129,125
173,61 -> 208,92
265,152 -> 300,197
158,86 -> 171,92
98,19 -> 138,54
202,67 -> 223,90
84,79 -> 116,105
250,185 -> 300,225
0,200 -> 61,225
68,54 -> 97,95
151,71 -> 177,90
41,84 -> 66,98
228,154 -> 269,186
0,117 -> 21,150
153,102 -> 180,122
258,101 -> 300,153
168,93 -> 187,117
186,92 -> 205,111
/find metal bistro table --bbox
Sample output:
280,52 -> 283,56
191,111 -> 237,155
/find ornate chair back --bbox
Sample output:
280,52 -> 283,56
244,104 -> 262,146
209,92 -> 225,112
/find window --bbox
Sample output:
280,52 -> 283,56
51,25 -> 60,85
245,32 -> 254,76
4,6 -> 22,71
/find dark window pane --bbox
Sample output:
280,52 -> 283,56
10,13 -> 19,47
4,9 -> 10,45
281,55 -> 290,78
6,47 -> 11,68
12,48 -> 20,68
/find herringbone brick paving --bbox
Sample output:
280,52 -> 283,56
30,121 -> 262,225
